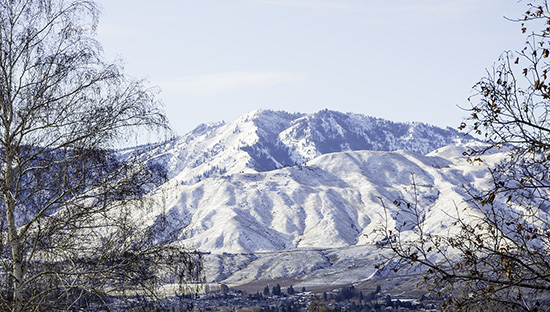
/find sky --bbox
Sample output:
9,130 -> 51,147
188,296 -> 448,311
94,0 -> 527,135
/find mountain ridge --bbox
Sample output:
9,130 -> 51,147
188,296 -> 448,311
140,109 -> 472,186
125,107 -> 486,255
122,109 -> 493,286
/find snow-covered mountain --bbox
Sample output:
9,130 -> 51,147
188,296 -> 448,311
119,109 -> 498,288
136,109 -> 470,185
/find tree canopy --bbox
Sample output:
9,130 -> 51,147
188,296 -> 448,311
379,1 -> 550,310
0,0 -> 202,310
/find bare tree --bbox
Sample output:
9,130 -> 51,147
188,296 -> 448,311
377,1 -> 550,310
0,0 -> 202,311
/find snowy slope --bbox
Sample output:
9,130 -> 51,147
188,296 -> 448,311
130,139 -> 502,286
121,110 -> 498,287
146,142 -> 490,254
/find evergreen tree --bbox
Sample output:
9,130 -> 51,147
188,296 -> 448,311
272,283 -> 282,296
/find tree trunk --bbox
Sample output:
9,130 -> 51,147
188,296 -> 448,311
4,149 -> 23,312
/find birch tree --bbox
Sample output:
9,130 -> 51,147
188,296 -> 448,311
0,0 -> 202,310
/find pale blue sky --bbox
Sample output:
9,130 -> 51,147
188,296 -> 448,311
95,0 -> 525,135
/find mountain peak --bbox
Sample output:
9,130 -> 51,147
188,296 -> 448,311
145,109 -> 472,184
123,110 -> 488,286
